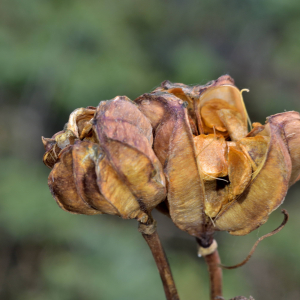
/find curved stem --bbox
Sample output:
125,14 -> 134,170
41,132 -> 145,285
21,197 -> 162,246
141,229 -> 180,300
204,249 -> 223,300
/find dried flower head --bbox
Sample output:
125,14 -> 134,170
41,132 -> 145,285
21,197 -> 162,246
42,96 -> 166,223
135,75 -> 299,242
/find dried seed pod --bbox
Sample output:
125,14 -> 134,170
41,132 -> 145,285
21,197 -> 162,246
155,75 -> 248,140
214,122 -> 292,235
136,76 -> 294,240
43,97 -> 166,222
136,91 -> 206,238
266,111 -> 300,186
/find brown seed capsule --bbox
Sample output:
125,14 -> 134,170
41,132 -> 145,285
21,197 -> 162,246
136,75 -> 294,239
155,75 -> 248,140
215,122 -> 291,235
43,97 -> 166,222
266,111 -> 300,186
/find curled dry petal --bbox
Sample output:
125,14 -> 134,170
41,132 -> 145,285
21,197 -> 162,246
136,76 -> 295,238
215,123 -> 292,235
266,111 -> 300,186
43,75 -> 299,240
136,92 -> 207,238
194,134 -> 228,180
44,97 -> 166,222
42,130 -> 77,169
48,145 -> 101,215
227,146 -> 252,201
93,96 -> 166,213
67,107 -> 96,138
155,75 -> 248,140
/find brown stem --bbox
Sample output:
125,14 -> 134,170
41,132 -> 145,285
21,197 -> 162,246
204,249 -> 223,300
141,227 -> 180,300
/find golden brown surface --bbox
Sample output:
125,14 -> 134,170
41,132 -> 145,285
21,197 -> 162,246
43,75 -> 299,239
215,124 -> 291,235
137,92 -> 206,237
48,146 -> 100,215
267,111 -> 300,186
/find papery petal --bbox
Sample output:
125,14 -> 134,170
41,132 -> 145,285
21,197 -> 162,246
72,141 -> 118,215
217,109 -> 248,141
136,92 -> 206,238
215,123 -> 291,235
267,111 -> 300,186
93,96 -> 166,212
204,180 -> 229,218
96,153 -> 147,221
67,107 -> 96,138
194,134 -> 228,180
201,99 -> 238,132
237,135 -> 270,171
42,130 -> 77,169
48,146 -> 101,215
227,146 -> 252,201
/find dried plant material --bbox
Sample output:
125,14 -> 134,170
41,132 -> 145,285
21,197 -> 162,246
136,76 -> 253,239
237,136 -> 270,172
136,75 -> 296,240
217,109 -> 247,141
194,134 -> 228,180
67,107 -> 96,138
42,130 -> 77,169
48,146 -> 100,215
44,75 -> 298,241
96,151 -> 146,220
72,141 -> 118,215
215,123 -> 291,235
93,96 -> 165,209
201,98 -> 238,132
136,92 -> 206,238
267,111 -> 300,186
227,146 -> 252,201
198,239 -> 218,257
43,75 -> 300,300
204,180 -> 229,218
43,97 -> 166,222
197,77 -> 248,128
156,75 -> 248,139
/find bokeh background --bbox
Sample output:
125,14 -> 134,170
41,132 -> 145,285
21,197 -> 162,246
1,0 -> 300,299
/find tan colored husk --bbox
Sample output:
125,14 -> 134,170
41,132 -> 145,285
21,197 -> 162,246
43,75 -> 298,239
136,76 -> 294,238
45,97 -> 166,222
266,111 -> 300,186
136,92 -> 207,238
215,123 -> 292,235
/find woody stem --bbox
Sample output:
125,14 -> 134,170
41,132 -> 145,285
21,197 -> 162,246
204,249 -> 223,300
140,223 -> 180,300
197,238 -> 223,300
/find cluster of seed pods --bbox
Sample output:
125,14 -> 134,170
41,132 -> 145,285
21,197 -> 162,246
42,75 -> 300,244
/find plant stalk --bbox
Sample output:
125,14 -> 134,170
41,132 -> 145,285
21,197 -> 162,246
204,249 -> 223,300
141,227 -> 180,300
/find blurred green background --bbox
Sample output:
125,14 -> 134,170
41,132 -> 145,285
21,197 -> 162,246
1,0 -> 300,299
